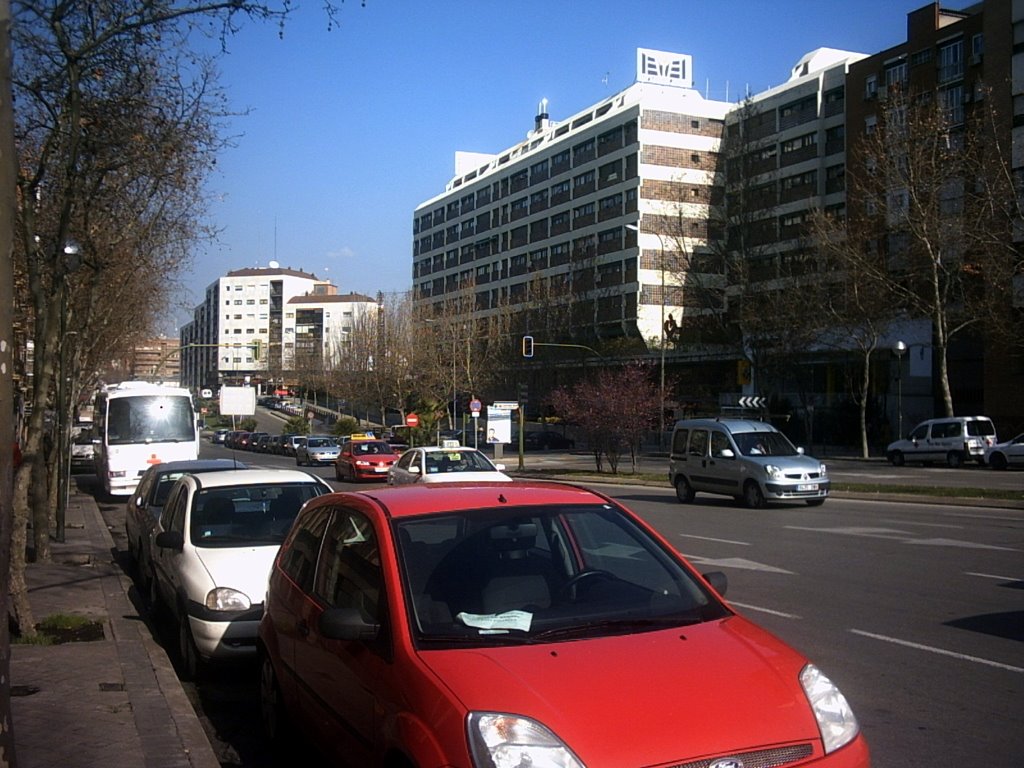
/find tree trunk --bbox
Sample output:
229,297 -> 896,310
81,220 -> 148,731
0,0 -> 22,758
858,348 -> 871,459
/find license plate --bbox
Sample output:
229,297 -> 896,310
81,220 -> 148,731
374,467 -> 388,473
797,483 -> 818,492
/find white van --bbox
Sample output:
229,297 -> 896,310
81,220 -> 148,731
669,418 -> 829,508
886,416 -> 997,468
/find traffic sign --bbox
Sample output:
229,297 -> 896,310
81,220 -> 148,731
492,401 -> 519,410
738,396 -> 766,408
469,398 -> 482,414
405,413 -> 420,428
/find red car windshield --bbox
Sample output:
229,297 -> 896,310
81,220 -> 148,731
394,503 -> 729,648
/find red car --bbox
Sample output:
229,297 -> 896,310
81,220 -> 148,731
334,438 -> 399,481
258,482 -> 870,768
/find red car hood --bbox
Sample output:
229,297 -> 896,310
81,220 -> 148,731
419,616 -> 822,766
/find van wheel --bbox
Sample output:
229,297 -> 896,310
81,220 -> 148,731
888,451 -> 905,467
674,476 -> 695,503
742,481 -> 766,509
946,451 -> 963,469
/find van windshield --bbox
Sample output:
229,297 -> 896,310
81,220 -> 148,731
733,431 -> 799,457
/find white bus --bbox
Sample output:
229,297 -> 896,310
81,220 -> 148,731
93,381 -> 200,496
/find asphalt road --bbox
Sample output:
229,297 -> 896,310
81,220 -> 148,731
105,431 -> 1023,767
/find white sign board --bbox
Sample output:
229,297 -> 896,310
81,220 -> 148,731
219,386 -> 256,416
486,406 -> 513,444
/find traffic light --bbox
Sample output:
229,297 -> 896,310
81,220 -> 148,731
522,335 -> 534,358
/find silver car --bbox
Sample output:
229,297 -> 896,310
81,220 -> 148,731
669,418 -> 829,508
295,435 -> 340,466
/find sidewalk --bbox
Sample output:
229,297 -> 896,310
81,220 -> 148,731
9,491 -> 220,768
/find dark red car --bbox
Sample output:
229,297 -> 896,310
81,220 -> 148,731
333,438 -> 399,482
258,482 -> 870,767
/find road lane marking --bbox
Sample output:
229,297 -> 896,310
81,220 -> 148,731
730,601 -> 802,619
966,571 -> 1021,581
881,518 -> 963,529
787,525 -> 1018,551
678,533 -> 751,546
849,629 -> 1024,673
682,554 -> 795,574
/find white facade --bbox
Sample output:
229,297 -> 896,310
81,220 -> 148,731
282,293 -> 380,369
411,48 -> 731,350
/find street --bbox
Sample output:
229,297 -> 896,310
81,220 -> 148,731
92,436 -> 1024,768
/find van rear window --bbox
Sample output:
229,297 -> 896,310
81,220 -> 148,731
966,420 -> 995,437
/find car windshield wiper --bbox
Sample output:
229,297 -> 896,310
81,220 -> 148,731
528,615 -> 703,643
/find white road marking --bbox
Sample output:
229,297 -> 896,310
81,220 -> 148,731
966,571 -> 1021,581
850,629 -> 1024,673
678,533 -> 751,546
787,525 -> 1018,551
881,518 -> 963,529
682,554 -> 795,575
730,601 -> 802,619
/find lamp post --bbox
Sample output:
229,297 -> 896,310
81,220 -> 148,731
627,221 -> 667,450
893,340 -> 907,439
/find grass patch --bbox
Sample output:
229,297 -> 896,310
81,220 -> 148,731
13,614 -> 105,645
511,468 -> 1023,502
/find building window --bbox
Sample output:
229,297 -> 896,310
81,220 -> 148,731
865,74 -> 878,100
938,39 -> 963,83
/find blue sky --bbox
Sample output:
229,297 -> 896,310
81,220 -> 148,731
178,0 -> 970,329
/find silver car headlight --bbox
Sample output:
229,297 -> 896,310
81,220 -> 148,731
819,462 -> 828,476
800,664 -> 859,753
205,587 -> 251,612
468,712 -> 584,768
764,464 -> 784,479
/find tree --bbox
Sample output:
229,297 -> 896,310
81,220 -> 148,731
843,86 -> 1023,416
549,363 -> 659,473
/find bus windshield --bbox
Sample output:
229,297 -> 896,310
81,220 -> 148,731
106,395 -> 195,445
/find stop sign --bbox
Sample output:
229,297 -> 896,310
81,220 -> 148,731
405,413 -> 420,428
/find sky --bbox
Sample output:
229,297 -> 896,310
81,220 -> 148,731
175,0 -> 972,331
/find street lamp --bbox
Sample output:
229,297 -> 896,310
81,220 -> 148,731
893,340 -> 907,439
627,221 -> 667,450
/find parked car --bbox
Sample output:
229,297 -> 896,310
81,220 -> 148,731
522,430 -> 575,450
886,415 -> 997,468
984,432 -> 1024,470
295,435 -> 340,466
669,418 -> 829,508
388,442 -> 510,485
282,435 -> 305,457
226,431 -> 250,450
210,429 -> 230,444
246,432 -> 269,452
254,433 -> 275,453
258,482 -> 869,767
70,424 -> 95,473
334,438 -> 399,481
125,459 -> 247,596
149,468 -> 331,679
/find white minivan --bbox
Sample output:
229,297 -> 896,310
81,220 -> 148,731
669,418 -> 829,508
886,416 -> 997,468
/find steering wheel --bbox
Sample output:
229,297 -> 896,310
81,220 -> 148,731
558,569 -> 615,601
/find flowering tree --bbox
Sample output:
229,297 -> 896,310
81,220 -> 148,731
549,363 -> 659,473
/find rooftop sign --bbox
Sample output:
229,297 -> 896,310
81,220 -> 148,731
636,48 -> 693,89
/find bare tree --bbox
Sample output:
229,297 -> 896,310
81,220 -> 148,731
845,86 -> 1022,416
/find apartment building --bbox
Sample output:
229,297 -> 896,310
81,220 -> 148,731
412,48 -> 730,350
179,265 -> 326,391
283,291 -> 380,372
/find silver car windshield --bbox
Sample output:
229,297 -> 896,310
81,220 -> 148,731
395,503 -> 729,648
